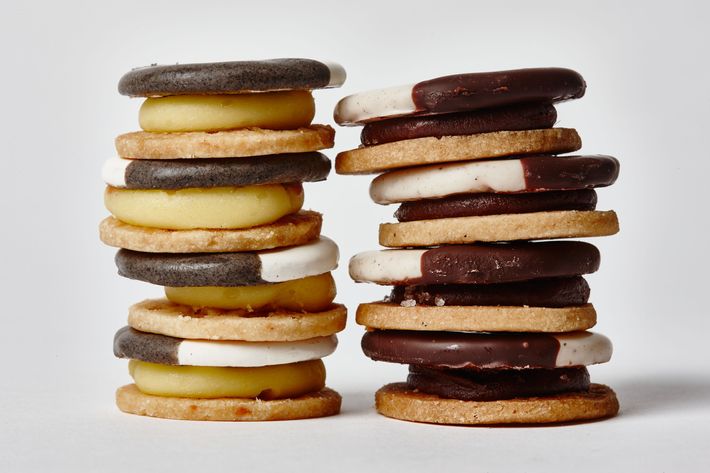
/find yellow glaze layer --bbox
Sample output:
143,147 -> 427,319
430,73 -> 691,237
139,91 -> 315,132
105,184 -> 303,230
129,359 -> 325,399
165,273 -> 336,311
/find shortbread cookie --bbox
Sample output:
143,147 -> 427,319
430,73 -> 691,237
99,211 -> 322,253
335,128 -> 581,174
334,67 -> 585,125
370,155 -> 620,204
356,302 -> 596,333
360,103 -> 557,145
379,210 -> 619,247
103,152 -> 331,189
115,236 -> 338,286
116,384 -> 341,421
361,330 -> 612,369
116,125 -> 335,159
114,327 -> 337,367
128,299 -> 347,342
389,277 -> 590,308
350,241 -> 600,285
119,59 -> 346,97
375,382 -> 618,425
395,189 -> 597,221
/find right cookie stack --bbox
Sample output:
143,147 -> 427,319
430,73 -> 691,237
335,68 -> 621,425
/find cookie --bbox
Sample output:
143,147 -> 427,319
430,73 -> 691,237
334,68 -> 585,125
102,152 -> 331,189
99,210 -> 322,253
114,327 -> 337,367
394,189 -> 597,221
360,103 -> 557,146
116,384 -> 341,421
127,299 -> 347,342
356,302 -> 596,333
379,210 -> 620,247
361,330 -> 612,369
374,382 -> 618,425
119,59 -> 346,97
115,236 -> 338,286
349,241 -> 600,285
336,128 -> 580,175
370,155 -> 620,204
115,125 -> 335,160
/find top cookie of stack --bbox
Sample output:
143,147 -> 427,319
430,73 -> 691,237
100,59 -> 348,422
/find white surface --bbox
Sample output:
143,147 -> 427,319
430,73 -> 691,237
101,157 -> 130,187
175,335 -> 338,367
259,236 -> 339,282
349,249 -> 426,283
1,0 -> 710,472
554,332 -> 612,367
334,82 -> 416,125
370,158 -> 526,203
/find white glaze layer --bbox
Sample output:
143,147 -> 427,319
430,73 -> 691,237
102,157 -> 130,187
370,159 -> 527,204
176,335 -> 337,367
349,250 -> 425,284
324,62 -> 347,88
259,237 -> 339,282
334,83 -> 416,125
554,332 -> 613,367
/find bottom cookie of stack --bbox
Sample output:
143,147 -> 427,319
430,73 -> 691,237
114,322 -> 345,421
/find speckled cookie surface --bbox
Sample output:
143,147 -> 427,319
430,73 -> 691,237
116,384 -> 341,421
127,299 -> 347,342
375,382 -> 618,425
118,59 -> 345,97
379,210 -> 620,247
115,125 -> 334,159
335,128 -> 581,174
356,302 -> 596,333
99,211 -> 322,253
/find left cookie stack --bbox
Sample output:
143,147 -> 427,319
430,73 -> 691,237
100,59 -> 348,421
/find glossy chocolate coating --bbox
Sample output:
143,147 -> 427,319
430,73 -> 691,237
395,189 -> 597,222
411,67 -> 585,115
123,153 -> 330,190
413,241 -> 600,285
408,365 -> 590,401
360,103 -> 556,146
362,330 -> 561,369
115,249 -> 267,287
114,326 -> 180,365
119,58 -> 335,96
390,276 -> 590,308
522,155 -> 620,191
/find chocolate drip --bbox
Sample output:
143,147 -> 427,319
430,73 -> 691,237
115,249 -> 267,287
411,68 -> 585,114
361,330 -> 561,369
408,366 -> 590,401
113,326 -> 180,365
522,155 -> 620,191
395,189 -> 597,222
390,276 -> 590,308
123,153 -> 331,189
415,241 -> 600,285
360,103 -> 556,146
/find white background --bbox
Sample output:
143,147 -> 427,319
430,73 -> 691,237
1,0 -> 709,471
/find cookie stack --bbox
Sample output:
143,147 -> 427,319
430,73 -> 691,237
335,68 -> 621,425
100,59 -> 348,421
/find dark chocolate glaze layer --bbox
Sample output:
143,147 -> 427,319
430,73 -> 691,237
114,326 -> 180,365
395,189 -> 597,222
362,330 -> 561,369
123,153 -> 331,189
522,155 -> 620,191
408,365 -> 590,401
390,276 -> 590,308
409,241 -> 600,286
411,68 -> 585,115
360,103 -> 557,146
115,249 -> 267,287
119,59 -> 335,96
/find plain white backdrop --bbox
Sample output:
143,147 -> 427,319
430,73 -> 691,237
1,0 -> 709,471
